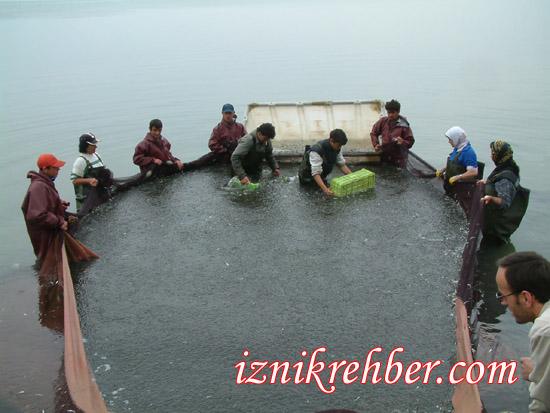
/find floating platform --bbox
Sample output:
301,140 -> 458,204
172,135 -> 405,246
244,101 -> 383,164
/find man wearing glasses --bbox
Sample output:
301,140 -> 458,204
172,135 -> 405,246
370,99 -> 415,168
495,251 -> 550,413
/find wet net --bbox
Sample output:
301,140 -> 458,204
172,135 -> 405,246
35,152 -> 485,412
38,232 -> 108,413
407,150 -> 484,412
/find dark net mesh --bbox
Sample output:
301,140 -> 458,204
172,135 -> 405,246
33,152 -> 486,412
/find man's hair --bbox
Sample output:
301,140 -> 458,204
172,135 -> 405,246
257,123 -> 276,139
498,251 -> 550,303
385,99 -> 401,113
329,129 -> 348,145
149,119 -> 163,130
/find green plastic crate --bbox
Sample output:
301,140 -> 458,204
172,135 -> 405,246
228,176 -> 261,191
330,168 -> 376,197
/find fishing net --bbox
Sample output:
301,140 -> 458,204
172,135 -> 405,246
34,150 -> 487,412
38,232 -> 107,412
406,150 -> 484,412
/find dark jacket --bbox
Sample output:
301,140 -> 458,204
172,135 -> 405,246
231,130 -> 278,180
208,120 -> 247,155
133,133 -> 179,172
298,139 -> 341,184
21,171 -> 66,261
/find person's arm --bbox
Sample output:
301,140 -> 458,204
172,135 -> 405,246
370,119 -> 382,149
309,152 -> 332,195
449,151 -> 478,184
449,167 -> 478,184
70,158 -> 98,186
399,126 -> 415,148
313,174 -> 333,196
528,333 -> 550,412
482,179 -> 517,208
208,126 -> 225,154
133,141 -> 154,166
163,138 -> 180,163
265,142 -> 279,174
25,185 -> 65,229
231,137 -> 252,180
336,152 -> 351,174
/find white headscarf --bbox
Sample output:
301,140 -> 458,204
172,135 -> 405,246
445,126 -> 469,151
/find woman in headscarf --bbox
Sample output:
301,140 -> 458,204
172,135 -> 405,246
436,126 -> 481,217
480,140 -> 529,243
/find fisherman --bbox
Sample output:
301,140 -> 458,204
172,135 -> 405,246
495,252 -> 550,413
231,123 -> 280,184
21,154 -> 73,261
133,119 -> 184,176
71,132 -> 112,211
480,140 -> 529,244
184,103 -> 247,171
436,126 -> 480,217
370,99 -> 415,167
298,129 -> 352,196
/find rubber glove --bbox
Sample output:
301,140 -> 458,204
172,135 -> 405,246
448,175 -> 460,185
435,169 -> 443,178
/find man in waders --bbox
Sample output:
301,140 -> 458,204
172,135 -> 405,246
370,99 -> 415,167
184,103 -> 247,171
133,119 -> 184,176
22,154 -> 71,261
495,252 -> 550,413
298,129 -> 352,196
231,123 -> 280,184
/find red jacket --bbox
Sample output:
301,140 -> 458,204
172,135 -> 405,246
133,133 -> 179,171
370,115 -> 415,167
21,171 -> 66,260
208,120 -> 247,154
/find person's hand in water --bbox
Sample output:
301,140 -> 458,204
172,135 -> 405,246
273,168 -> 281,177
240,176 -> 251,185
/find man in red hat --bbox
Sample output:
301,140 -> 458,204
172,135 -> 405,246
21,154 -> 71,261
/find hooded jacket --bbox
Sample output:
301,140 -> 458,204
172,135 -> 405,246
370,115 -> 414,167
133,133 -> 179,172
21,171 -> 66,260
208,120 -> 247,154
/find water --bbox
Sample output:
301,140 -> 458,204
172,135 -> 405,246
74,165 -> 463,412
1,0 -> 549,411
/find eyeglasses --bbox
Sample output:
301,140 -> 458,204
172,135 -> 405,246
495,291 -> 517,302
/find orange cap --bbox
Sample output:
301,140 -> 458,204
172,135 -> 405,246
37,153 -> 66,169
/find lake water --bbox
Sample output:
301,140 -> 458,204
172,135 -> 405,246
1,0 -> 549,412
